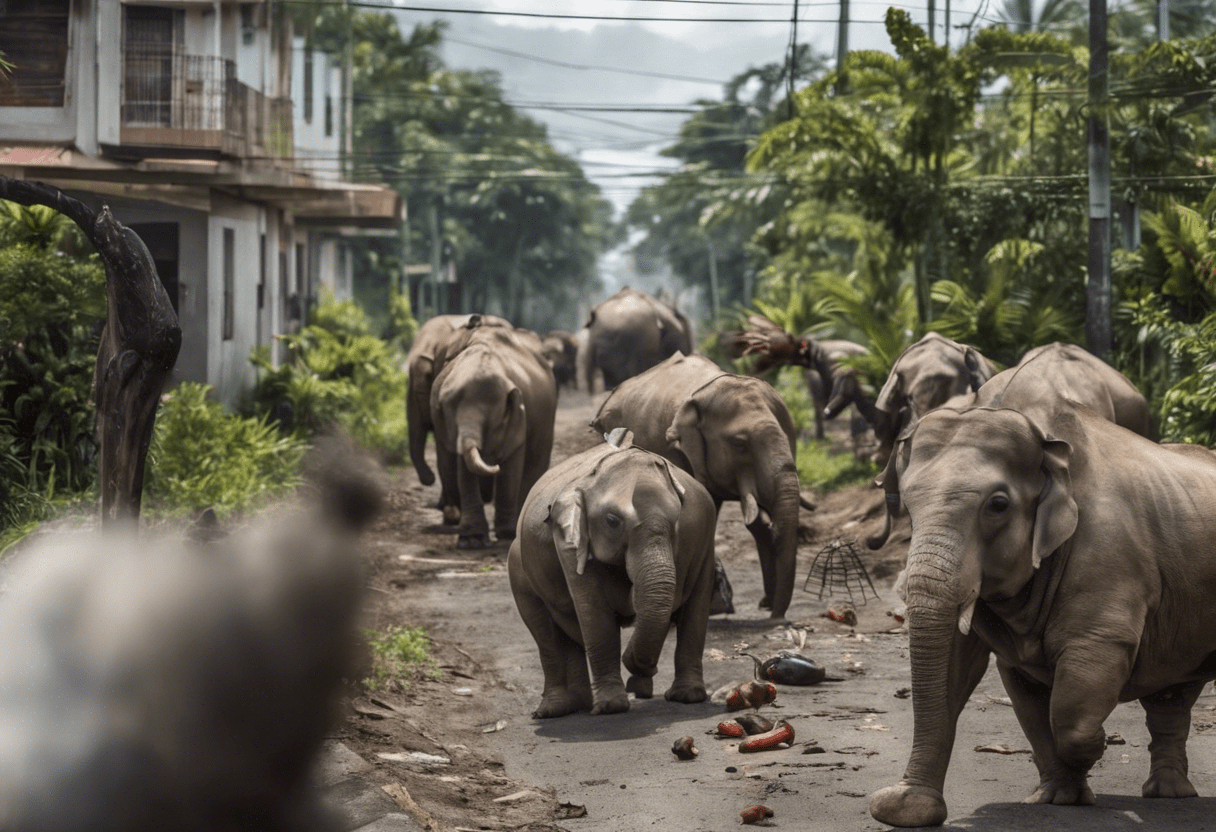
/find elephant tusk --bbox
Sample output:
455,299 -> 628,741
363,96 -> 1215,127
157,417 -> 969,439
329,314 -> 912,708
741,493 -> 761,526
464,445 -> 500,477
958,597 -> 977,635
757,508 -> 772,529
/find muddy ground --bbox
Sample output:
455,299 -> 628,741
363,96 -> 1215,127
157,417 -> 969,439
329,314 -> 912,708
338,389 -> 1216,832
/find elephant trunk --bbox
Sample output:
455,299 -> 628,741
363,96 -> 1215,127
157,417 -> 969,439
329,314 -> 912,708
623,536 -> 678,679
764,465 -> 801,619
870,526 -> 970,828
458,426 -> 500,476
407,374 -> 435,486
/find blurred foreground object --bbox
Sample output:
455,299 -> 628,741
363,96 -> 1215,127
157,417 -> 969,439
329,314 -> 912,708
0,175 -> 181,526
0,445 -> 381,831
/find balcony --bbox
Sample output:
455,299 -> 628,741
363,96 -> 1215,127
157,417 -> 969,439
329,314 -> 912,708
120,51 -> 292,161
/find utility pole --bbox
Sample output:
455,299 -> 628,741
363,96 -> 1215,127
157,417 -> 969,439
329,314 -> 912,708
342,0 -> 353,179
429,200 -> 442,316
945,0 -> 951,48
787,0 -> 800,118
706,241 -> 720,323
928,0 -> 936,43
835,0 -> 849,94
1087,0 -> 1112,358
1157,0 -> 1170,39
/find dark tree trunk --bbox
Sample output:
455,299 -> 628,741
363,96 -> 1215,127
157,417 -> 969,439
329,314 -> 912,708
0,176 -> 181,526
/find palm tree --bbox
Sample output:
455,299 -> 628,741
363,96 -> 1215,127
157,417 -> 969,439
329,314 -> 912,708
996,0 -> 1084,35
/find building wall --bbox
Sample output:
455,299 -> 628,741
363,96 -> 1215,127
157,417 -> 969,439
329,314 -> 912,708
208,194 -> 262,404
292,38 -> 342,181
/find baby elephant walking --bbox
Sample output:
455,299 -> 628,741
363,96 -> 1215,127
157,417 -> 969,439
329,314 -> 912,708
508,431 -> 717,718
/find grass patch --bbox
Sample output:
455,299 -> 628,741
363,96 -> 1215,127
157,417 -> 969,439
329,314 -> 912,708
796,439 -> 878,493
364,625 -> 437,692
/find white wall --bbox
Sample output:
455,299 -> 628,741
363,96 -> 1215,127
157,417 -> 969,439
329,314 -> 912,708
208,195 -> 262,405
291,38 -> 342,181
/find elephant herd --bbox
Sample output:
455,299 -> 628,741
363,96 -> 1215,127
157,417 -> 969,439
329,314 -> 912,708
407,299 -> 1216,829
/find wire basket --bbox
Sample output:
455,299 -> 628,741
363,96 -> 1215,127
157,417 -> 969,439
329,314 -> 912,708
802,537 -> 880,605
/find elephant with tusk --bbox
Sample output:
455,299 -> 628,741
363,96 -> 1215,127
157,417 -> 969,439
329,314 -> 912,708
869,402 -> 1216,827
592,353 -> 803,619
429,319 -> 556,548
508,429 -> 717,718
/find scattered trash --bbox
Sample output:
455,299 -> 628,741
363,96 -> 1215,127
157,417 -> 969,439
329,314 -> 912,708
1120,753 -> 1131,764
725,766 -> 738,773
803,745 -> 826,755
481,720 -> 508,734
492,790 -> 538,803
725,681 -> 779,711
894,687 -> 911,699
452,687 -> 474,696
739,721 -> 795,752
886,607 -> 906,624
705,648 -> 729,662
378,751 -> 451,767
736,714 -> 775,735
556,802 -> 588,819
821,604 -> 858,626
804,539 -> 880,604
1106,733 -> 1126,745
985,694 -> 1013,707
710,560 -> 735,615
740,805 -> 775,825
672,736 -> 699,760
974,745 -> 1031,755
747,651 -> 827,686
718,720 -> 747,738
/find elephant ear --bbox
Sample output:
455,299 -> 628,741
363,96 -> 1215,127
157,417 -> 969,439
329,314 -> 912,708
963,347 -> 992,392
867,436 -> 904,550
1032,438 -> 1078,569
655,457 -> 686,501
605,427 -> 633,449
666,399 -> 706,480
548,488 -> 590,576
874,368 -> 904,416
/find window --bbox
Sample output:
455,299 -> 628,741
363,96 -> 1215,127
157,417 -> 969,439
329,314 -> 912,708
0,0 -> 70,107
324,94 -> 333,137
303,50 -> 313,123
240,4 -> 255,46
222,228 -> 235,341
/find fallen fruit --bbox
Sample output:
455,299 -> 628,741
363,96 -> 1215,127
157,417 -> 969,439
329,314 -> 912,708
822,605 -> 858,626
717,720 -> 747,738
672,736 -> 698,760
739,721 -> 795,752
735,714 -> 775,735
740,805 -> 775,824
725,681 -> 778,711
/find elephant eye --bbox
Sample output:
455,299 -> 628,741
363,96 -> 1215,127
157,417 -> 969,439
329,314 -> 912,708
988,494 -> 1010,513
604,513 -> 622,530
729,437 -> 749,453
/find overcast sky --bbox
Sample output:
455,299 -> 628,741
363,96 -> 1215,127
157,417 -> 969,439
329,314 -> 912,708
387,0 -> 999,215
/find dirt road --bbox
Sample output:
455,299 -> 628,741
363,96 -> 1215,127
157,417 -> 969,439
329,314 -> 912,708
337,390 -> 1216,832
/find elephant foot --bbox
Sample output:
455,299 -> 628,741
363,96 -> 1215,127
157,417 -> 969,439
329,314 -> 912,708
495,526 -> 517,543
458,533 -> 490,549
1024,774 -> 1095,806
626,675 -> 653,699
442,505 -> 461,525
758,596 -> 772,610
869,783 -> 948,827
664,681 -> 707,704
532,689 -> 591,719
1143,767 -> 1198,798
590,691 -> 630,715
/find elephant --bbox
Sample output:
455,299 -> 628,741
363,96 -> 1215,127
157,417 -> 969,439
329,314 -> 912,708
541,330 -> 579,390
578,287 -> 693,391
867,402 -> 1216,827
871,332 -> 995,463
867,342 -> 1154,550
508,429 -> 717,718
406,313 -> 511,522
592,352 -> 802,619
974,342 -> 1154,437
429,320 -> 557,548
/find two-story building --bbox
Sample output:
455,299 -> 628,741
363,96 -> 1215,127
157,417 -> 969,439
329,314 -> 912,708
0,0 -> 400,405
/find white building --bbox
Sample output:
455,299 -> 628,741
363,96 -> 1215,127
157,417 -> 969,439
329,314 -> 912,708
0,0 -> 401,405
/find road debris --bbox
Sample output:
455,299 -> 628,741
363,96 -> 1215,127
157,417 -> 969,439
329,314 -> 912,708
451,687 -> 474,696
718,720 -> 747,738
822,604 -> 858,626
556,802 -> 588,819
739,721 -> 795,752
974,745 -> 1031,755
748,651 -> 827,685
377,751 -> 451,767
803,744 -> 826,755
985,694 -> 1013,706
1107,733 -> 1126,745
740,805 -> 775,824
736,714 -> 775,735
894,687 -> 911,699
672,736 -> 699,760
481,720 -> 507,734
725,681 -> 778,711
492,790 -> 538,803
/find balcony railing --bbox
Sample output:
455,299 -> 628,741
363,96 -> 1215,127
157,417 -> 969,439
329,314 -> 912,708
120,51 -> 292,161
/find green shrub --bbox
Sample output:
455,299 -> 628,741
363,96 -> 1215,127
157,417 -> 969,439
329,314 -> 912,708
145,383 -> 305,518
774,366 -> 815,438
796,439 -> 877,492
364,625 -> 436,691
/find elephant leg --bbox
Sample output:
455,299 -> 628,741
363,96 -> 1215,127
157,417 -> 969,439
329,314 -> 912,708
1140,680 -> 1205,798
748,519 -> 777,611
509,547 -> 589,718
807,371 -> 826,440
456,456 -> 490,548
479,474 -> 494,504
437,446 -> 461,525
1039,645 -> 1131,804
997,660 -> 1092,806
665,548 -> 713,704
492,451 -> 526,542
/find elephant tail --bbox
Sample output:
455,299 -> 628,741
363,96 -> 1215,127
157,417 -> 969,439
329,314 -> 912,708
463,444 -> 500,477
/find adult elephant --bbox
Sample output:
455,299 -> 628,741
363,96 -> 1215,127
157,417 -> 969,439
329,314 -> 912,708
592,353 -> 801,618
541,330 -> 579,390
578,287 -> 693,391
508,429 -> 717,718
429,321 -> 556,548
871,332 -> 996,463
406,313 -> 510,522
868,403 -> 1216,827
867,342 -> 1153,550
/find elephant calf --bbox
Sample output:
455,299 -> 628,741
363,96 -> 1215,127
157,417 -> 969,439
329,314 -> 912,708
430,321 -> 557,547
593,353 -> 802,619
508,430 -> 717,718
870,403 -> 1216,827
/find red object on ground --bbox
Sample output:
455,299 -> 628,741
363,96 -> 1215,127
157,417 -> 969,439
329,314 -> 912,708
717,720 -> 746,738
739,721 -> 795,753
740,805 -> 775,824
